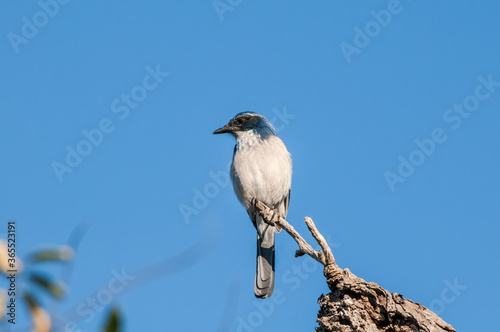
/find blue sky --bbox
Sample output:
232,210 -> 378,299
1,1 -> 499,331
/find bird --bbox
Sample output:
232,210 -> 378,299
213,112 -> 292,298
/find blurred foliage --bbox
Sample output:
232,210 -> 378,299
0,239 -> 123,332
29,272 -> 66,299
27,246 -> 74,263
102,308 -> 122,332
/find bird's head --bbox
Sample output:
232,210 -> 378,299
213,112 -> 277,138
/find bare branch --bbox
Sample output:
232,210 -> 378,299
253,199 -> 457,332
254,200 -> 335,267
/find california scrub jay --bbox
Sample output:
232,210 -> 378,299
213,112 -> 292,298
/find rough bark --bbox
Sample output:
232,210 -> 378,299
254,200 -> 457,332
318,266 -> 456,332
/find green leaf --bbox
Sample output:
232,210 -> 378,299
29,246 -> 74,263
22,291 -> 39,310
28,273 -> 65,298
102,308 -> 122,332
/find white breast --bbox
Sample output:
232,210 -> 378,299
230,131 -> 292,210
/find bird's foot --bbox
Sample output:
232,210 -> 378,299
272,210 -> 282,233
252,198 -> 282,233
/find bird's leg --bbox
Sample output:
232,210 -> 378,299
272,209 -> 282,233
252,198 -> 282,233
250,197 -> 257,214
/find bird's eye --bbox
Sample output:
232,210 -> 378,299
235,118 -> 244,125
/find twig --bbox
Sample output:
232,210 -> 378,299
253,200 -> 336,267
304,217 -> 335,266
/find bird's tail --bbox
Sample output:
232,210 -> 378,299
255,220 -> 275,298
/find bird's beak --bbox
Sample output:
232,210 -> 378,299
213,124 -> 231,134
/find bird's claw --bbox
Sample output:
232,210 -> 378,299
252,198 -> 282,232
